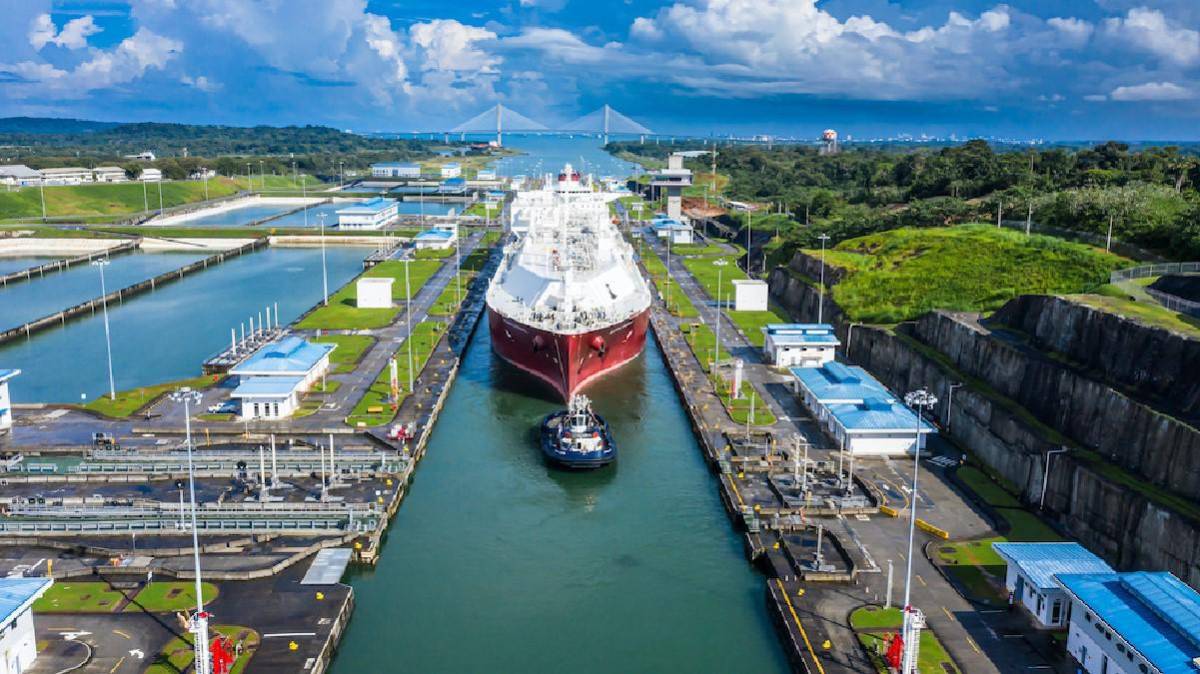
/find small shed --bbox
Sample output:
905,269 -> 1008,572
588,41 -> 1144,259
733,279 -> 768,311
357,277 -> 394,309
0,368 -> 19,432
762,324 -> 839,368
993,542 -> 1113,628
0,577 -> 54,673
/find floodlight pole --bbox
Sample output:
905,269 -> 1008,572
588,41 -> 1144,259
92,259 -> 116,400
900,388 -> 937,674
171,388 -> 210,674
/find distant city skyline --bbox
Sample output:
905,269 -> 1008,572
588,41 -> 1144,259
1,1 -> 1199,140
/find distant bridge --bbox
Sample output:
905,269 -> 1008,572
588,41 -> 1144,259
448,103 -> 652,146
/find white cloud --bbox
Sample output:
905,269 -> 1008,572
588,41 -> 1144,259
1047,17 -> 1093,46
409,20 -> 498,73
2,28 -> 181,98
1102,8 -> 1200,65
1084,93 -> 1109,102
1110,81 -> 1194,101
29,13 -> 101,50
180,74 -> 219,92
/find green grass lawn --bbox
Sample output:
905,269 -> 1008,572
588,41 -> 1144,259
33,582 -> 126,613
809,224 -> 1129,323
346,321 -> 444,427
681,255 -> 748,301
230,174 -> 323,192
640,248 -> 699,318
681,322 -> 731,371
146,625 -> 259,674
127,582 -> 218,612
678,323 -> 775,425
0,178 -> 245,220
297,259 -> 441,330
851,607 -> 959,674
82,374 -> 219,418
726,308 -> 787,347
310,334 -> 376,373
414,246 -> 455,259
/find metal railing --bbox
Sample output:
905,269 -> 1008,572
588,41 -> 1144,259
1145,287 -> 1200,318
1110,262 -> 1200,283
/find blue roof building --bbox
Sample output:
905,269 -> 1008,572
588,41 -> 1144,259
336,197 -> 399,230
993,542 -> 1113,628
791,361 -> 935,456
0,577 -> 53,671
413,228 -> 457,250
1057,571 -> 1200,674
763,324 -> 839,368
229,337 -> 334,420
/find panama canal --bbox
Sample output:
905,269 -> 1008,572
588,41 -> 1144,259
331,315 -> 788,672
0,245 -> 367,401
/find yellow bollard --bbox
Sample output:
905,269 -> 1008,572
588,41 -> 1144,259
796,588 -> 805,597
822,640 -> 832,650
316,592 -> 325,601
772,541 -> 780,550
289,641 -> 299,651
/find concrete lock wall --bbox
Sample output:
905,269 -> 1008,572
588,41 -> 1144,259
767,251 -> 1200,591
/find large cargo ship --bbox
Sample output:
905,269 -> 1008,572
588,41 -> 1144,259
486,165 -> 651,401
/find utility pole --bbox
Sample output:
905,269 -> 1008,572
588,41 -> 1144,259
899,389 -> 937,674
1040,447 -> 1069,510
318,213 -> 329,306
91,259 -> 117,400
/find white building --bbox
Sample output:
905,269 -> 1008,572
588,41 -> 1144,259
791,362 -> 936,456
92,166 -> 127,183
476,169 -> 497,181
732,279 -> 768,311
229,337 -> 335,420
0,577 -> 53,674
372,162 -> 421,178
1056,571 -> 1200,674
336,197 -> 399,230
357,277 -> 394,309
39,167 -> 92,185
0,369 -> 18,433
189,168 -> 216,180
439,163 -> 461,179
762,324 -> 839,368
139,168 -> 162,182
0,165 -> 41,187
124,151 -> 156,161
992,543 -> 1113,629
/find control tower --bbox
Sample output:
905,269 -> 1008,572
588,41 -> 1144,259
820,129 -> 839,155
650,153 -> 693,221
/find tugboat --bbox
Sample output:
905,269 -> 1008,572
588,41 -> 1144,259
539,395 -> 616,468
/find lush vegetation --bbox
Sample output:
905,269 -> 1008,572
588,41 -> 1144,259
0,179 -> 244,220
297,259 -> 441,330
808,225 -> 1128,323
609,139 -> 1200,261
346,321 -> 444,427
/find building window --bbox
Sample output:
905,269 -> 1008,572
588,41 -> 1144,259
1117,644 -> 1125,653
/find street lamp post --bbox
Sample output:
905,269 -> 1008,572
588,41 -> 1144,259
1040,446 -> 1068,510
202,168 -> 209,200
403,256 -> 414,393
39,179 -> 47,222
91,259 -> 117,400
168,387 -> 211,674
142,178 -> 148,212
157,178 -> 164,214
713,259 -> 729,366
817,233 -> 831,324
318,213 -> 329,306
946,382 -> 964,431
899,388 -> 937,674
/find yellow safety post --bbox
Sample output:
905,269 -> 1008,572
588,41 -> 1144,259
316,592 -> 325,601
289,641 -> 298,651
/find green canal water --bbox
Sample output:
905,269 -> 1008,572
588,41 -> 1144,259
331,319 -> 787,673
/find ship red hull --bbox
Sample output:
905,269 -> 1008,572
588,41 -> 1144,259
488,307 -> 650,401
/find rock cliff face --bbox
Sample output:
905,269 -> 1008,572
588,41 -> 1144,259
993,295 -> 1200,419
766,260 -> 1200,589
910,310 -> 1200,500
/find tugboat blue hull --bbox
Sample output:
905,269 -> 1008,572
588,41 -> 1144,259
539,410 -> 617,469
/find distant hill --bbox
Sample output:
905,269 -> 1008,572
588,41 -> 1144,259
0,117 -> 121,134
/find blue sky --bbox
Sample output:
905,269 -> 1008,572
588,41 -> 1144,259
1,0 -> 1199,140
